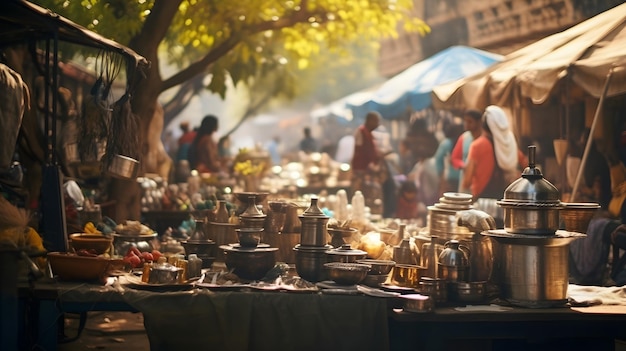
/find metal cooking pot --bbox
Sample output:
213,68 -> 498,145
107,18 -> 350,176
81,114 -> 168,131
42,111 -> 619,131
486,230 -> 585,307
108,154 -> 139,180
498,146 -> 562,234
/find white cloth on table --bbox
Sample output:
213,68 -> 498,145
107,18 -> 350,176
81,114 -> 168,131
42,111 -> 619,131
568,284 -> 626,306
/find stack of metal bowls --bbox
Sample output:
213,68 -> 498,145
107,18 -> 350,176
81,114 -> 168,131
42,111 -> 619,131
427,192 -> 473,241
293,196 -> 332,282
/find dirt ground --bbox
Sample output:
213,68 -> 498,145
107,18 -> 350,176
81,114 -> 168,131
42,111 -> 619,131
58,311 -> 150,351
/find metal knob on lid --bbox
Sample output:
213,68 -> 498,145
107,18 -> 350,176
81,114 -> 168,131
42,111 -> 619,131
501,145 -> 560,203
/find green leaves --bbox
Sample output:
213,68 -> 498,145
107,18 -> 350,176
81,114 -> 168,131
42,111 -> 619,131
33,0 -> 429,101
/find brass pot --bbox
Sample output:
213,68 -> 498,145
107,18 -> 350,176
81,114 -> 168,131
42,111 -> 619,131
293,244 -> 332,282
221,245 -> 277,281
390,264 -> 426,288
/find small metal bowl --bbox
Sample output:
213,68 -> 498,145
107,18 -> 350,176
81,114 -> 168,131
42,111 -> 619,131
400,294 -> 433,313
448,281 -> 487,303
236,228 -> 263,248
324,262 -> 370,285
391,264 -> 426,288
362,273 -> 389,287
357,259 -> 396,275
148,264 -> 182,284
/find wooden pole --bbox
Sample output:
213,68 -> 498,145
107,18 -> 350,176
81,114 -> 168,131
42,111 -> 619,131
570,67 -> 614,202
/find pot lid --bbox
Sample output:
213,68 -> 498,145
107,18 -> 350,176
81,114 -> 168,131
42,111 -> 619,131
300,196 -> 328,218
293,244 -> 333,252
481,229 -> 586,246
502,145 -> 560,203
326,243 -> 367,257
220,243 -> 277,253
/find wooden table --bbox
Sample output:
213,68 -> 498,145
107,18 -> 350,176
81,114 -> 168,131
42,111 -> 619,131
20,280 -> 626,351
390,304 -> 626,350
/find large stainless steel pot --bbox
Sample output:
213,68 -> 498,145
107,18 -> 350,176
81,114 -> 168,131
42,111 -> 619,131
485,229 -> 585,308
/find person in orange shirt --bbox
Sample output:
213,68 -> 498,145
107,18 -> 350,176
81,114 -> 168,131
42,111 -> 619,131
450,109 -> 483,194
462,106 -> 527,200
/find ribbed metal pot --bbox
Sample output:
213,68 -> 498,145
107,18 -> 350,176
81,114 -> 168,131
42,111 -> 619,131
498,146 -> 562,234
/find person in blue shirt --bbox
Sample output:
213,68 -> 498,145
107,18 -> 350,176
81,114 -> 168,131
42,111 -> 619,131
434,118 -> 464,195
299,127 -> 318,154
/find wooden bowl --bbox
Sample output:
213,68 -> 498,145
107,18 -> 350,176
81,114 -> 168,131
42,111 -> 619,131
69,233 -> 113,255
47,252 -> 110,281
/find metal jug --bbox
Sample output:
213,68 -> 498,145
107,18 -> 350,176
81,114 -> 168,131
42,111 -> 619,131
393,235 -> 420,266
438,240 -> 470,282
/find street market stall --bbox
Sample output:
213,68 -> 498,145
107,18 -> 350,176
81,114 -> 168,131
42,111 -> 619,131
0,1 -> 148,350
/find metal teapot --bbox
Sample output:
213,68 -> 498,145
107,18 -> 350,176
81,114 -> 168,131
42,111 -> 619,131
438,240 -> 470,282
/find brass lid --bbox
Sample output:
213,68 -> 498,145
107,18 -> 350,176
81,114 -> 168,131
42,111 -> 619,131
500,145 -> 561,205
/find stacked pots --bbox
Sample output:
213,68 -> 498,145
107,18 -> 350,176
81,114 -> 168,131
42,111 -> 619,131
424,193 -> 493,283
293,196 -> 332,282
220,193 -> 278,281
483,146 -> 585,308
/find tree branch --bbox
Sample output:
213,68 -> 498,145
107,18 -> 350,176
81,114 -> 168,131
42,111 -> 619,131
160,4 -> 328,93
162,73 -> 205,127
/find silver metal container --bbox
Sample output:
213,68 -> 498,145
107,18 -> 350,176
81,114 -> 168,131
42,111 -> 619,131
418,277 -> 447,304
108,154 -> 139,180
448,281 -> 487,303
149,264 -> 182,284
484,229 -> 585,307
299,197 -> 329,246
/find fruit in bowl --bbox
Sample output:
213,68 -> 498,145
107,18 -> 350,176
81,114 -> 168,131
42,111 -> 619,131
69,233 -> 113,255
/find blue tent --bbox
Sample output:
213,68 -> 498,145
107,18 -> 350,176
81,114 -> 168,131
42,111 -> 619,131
347,46 -> 503,120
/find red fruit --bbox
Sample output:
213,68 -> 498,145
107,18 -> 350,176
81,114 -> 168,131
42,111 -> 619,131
128,255 -> 142,268
151,250 -> 162,261
141,252 -> 154,262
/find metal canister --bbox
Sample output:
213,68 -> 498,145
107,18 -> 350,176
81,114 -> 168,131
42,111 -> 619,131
299,196 -> 329,247
418,277 -> 447,304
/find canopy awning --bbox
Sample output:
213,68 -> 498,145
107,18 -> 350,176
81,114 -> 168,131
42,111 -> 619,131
432,3 -> 626,110
348,45 -> 502,120
0,0 -> 149,70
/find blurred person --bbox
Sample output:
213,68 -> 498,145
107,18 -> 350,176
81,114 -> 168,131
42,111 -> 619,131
395,180 -> 419,220
398,139 -> 414,176
218,135 -> 233,171
450,109 -> 483,193
299,127 -> 318,154
351,111 -> 386,212
434,118 -> 464,195
462,106 -> 527,223
335,130 -> 355,164
188,115 -> 222,173
163,130 -> 177,161
176,120 -> 196,162
408,149 -> 440,224
266,136 -> 282,166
